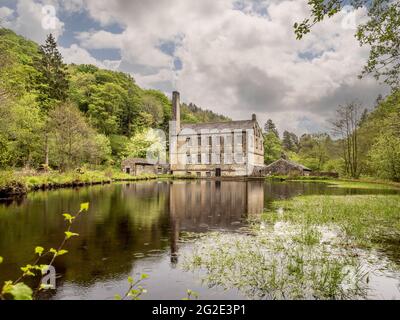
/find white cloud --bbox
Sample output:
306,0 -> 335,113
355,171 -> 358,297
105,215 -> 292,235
60,0 -> 85,13
4,0 -> 388,134
59,44 -> 121,70
72,0 -> 387,134
3,0 -> 64,43
0,6 -> 14,21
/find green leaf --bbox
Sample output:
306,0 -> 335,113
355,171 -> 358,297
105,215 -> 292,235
114,294 -> 122,300
127,276 -> 134,284
141,273 -> 149,280
65,231 -> 79,239
49,248 -> 58,256
80,202 -> 89,212
40,283 -> 54,290
57,250 -> 68,256
39,265 -> 50,275
9,283 -> 33,300
35,246 -> 44,256
0,256 -> 3,264
21,265 -> 35,277
63,213 -> 75,223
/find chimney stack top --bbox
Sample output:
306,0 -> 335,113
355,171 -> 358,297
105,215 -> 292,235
252,114 -> 257,121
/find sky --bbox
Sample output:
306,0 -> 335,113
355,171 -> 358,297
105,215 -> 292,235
0,0 -> 389,135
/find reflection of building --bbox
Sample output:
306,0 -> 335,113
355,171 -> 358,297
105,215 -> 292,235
169,92 -> 265,177
168,180 -> 264,263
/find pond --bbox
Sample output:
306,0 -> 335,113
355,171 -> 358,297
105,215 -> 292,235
0,180 -> 398,300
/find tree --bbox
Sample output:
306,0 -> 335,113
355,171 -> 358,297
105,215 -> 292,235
34,34 -> 69,167
298,133 -> 332,171
369,130 -> 400,181
263,132 -> 283,165
282,131 -> 299,152
264,119 -> 279,138
34,34 -> 69,110
49,103 -> 96,170
367,96 -> 400,181
330,103 -> 364,178
124,129 -> 165,161
295,0 -> 400,88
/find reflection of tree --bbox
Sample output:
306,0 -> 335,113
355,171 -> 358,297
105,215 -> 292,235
0,182 -> 170,287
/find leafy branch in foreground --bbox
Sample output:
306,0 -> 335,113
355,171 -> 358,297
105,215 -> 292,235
115,274 -> 149,300
0,202 -> 89,300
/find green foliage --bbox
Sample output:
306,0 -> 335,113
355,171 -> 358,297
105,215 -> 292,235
124,128 -> 164,160
0,202 -> 88,300
282,131 -> 299,152
2,282 -> 33,300
0,28 -> 226,170
369,128 -> 400,181
118,274 -> 149,300
263,132 -> 283,165
80,202 -> 89,212
34,34 -> 69,111
264,119 -> 279,138
35,246 -> 44,256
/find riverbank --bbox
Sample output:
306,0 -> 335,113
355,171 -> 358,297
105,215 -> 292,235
0,170 -> 197,198
183,182 -> 400,299
265,175 -> 400,190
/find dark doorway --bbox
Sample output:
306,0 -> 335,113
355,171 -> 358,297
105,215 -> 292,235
216,168 -> 222,177
125,167 -> 131,174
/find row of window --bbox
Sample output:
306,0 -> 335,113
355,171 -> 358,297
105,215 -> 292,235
185,153 -> 246,165
184,134 -> 263,151
185,134 -> 246,147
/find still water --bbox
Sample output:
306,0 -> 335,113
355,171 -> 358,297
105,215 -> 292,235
0,180 -> 398,300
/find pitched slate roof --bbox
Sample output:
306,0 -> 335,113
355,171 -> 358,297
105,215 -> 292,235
181,120 -> 256,132
265,158 -> 312,171
122,158 -> 154,166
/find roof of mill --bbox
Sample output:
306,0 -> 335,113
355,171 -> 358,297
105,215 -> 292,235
180,120 -> 257,132
265,158 -> 312,171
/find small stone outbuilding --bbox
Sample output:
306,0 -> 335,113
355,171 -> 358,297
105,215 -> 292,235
263,158 -> 312,176
122,158 -> 169,176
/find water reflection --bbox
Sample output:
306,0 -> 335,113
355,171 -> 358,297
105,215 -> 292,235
169,180 -> 264,264
0,180 -> 398,300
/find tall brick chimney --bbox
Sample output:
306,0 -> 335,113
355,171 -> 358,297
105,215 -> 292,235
172,91 -> 181,133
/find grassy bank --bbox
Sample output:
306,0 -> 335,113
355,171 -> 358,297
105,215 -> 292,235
0,170 -> 156,197
266,175 -> 400,190
183,183 -> 400,299
0,169 -> 202,197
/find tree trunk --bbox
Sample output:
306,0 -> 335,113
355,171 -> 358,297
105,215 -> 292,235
45,133 -> 49,170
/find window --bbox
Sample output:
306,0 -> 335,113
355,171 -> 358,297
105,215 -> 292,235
206,172 -> 211,178
208,153 -> 212,164
186,137 -> 191,146
198,135 -> 201,146
186,153 -> 192,164
198,153 -> 202,164
196,172 -> 201,177
225,135 -> 232,145
208,136 -> 212,146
